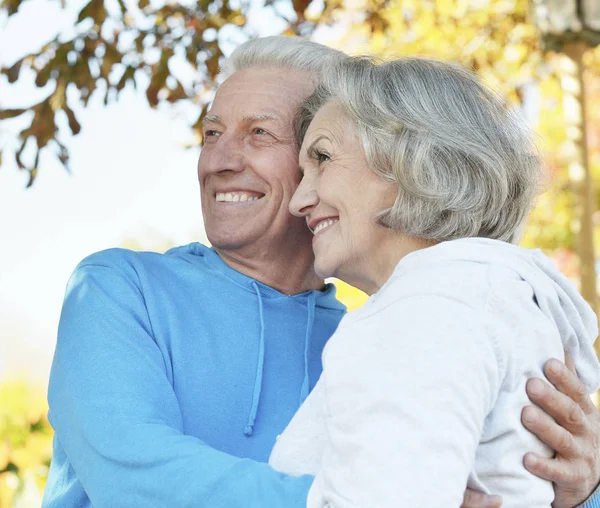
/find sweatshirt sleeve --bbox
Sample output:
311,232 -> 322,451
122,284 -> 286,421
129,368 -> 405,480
577,484 -> 600,508
47,259 -> 312,508
309,295 -> 502,508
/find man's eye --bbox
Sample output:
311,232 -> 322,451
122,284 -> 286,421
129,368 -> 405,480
204,130 -> 220,138
253,127 -> 268,135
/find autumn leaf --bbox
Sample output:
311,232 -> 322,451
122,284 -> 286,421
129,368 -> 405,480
0,108 -> 26,119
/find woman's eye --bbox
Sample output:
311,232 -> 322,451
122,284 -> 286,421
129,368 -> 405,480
316,151 -> 330,164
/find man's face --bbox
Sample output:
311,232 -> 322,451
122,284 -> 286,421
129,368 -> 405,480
198,67 -> 315,257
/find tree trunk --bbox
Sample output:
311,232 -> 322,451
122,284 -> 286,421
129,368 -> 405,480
560,43 -> 599,402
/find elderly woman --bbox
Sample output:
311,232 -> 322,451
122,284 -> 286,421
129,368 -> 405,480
268,56 -> 600,507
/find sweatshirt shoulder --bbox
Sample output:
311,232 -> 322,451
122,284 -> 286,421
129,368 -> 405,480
66,245 -> 212,296
74,248 -> 167,276
75,243 -> 205,273
377,261 -> 494,313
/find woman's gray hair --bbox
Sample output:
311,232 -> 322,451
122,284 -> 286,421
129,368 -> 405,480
297,57 -> 542,244
220,36 -> 347,83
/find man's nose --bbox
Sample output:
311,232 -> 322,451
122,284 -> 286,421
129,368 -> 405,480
290,176 -> 319,217
203,133 -> 246,174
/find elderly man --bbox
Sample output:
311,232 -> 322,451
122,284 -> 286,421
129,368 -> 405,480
43,36 -> 600,508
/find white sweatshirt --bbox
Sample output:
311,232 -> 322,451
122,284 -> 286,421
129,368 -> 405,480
269,238 -> 600,508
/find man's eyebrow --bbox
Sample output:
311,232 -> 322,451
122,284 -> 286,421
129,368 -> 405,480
203,114 -> 223,125
242,114 -> 277,123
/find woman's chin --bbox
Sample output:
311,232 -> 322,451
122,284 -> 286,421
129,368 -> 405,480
314,260 -> 335,281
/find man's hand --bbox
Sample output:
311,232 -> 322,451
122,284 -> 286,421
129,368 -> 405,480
461,489 -> 502,508
522,353 -> 600,508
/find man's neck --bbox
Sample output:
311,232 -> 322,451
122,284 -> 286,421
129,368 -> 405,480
214,245 -> 325,295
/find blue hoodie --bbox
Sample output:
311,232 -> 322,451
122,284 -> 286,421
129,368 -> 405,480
43,243 -> 346,508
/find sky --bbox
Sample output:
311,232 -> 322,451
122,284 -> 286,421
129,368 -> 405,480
0,0 -> 291,385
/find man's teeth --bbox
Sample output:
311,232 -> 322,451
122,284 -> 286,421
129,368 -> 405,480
313,219 -> 339,234
216,192 -> 260,202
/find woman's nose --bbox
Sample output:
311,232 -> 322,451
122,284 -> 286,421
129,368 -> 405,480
289,176 -> 319,217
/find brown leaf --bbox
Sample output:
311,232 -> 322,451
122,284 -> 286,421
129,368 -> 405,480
77,0 -> 95,23
193,105 -> 207,144
3,0 -> 23,16
15,139 -> 27,170
26,165 -> 38,188
146,84 -> 160,107
5,60 -> 22,83
205,53 -> 219,78
29,101 -> 57,149
35,67 -> 52,88
57,143 -> 70,169
116,66 -> 136,91
166,82 -> 188,103
292,0 -> 311,18
0,108 -> 26,120
64,105 -> 81,135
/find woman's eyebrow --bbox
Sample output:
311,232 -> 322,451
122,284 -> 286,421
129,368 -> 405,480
305,135 -> 330,155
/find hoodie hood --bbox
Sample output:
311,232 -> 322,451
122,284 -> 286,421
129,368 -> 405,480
168,242 -> 346,311
395,238 -> 600,392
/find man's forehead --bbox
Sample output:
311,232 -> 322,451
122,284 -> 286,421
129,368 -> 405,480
220,66 -> 314,91
213,68 -> 312,104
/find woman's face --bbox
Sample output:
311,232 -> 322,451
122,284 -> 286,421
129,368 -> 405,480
289,101 -> 398,290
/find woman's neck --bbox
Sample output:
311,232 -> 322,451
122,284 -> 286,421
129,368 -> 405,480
345,233 -> 437,296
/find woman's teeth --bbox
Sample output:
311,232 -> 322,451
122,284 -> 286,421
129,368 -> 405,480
313,218 -> 338,234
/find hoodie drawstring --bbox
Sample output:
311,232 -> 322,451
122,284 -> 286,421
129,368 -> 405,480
245,282 -> 266,436
244,286 -> 317,436
299,292 -> 316,406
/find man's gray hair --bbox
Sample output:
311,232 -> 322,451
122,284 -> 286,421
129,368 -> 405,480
297,57 -> 542,244
221,36 -> 347,83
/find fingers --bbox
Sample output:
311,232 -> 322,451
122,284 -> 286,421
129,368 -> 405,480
521,404 -> 579,458
523,452 -> 577,484
564,351 -> 576,374
526,377 -> 588,435
461,489 -> 503,508
543,358 -> 593,415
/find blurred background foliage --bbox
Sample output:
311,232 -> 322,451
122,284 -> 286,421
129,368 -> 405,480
0,381 -> 51,507
2,0 -> 599,504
